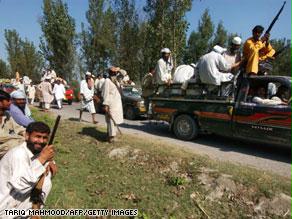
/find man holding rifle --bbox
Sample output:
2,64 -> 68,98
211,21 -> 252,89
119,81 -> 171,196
0,122 -> 57,218
102,67 -> 123,143
243,25 -> 275,75
243,2 -> 286,75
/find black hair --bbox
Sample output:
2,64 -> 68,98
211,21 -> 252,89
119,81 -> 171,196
252,25 -> 264,33
26,122 -> 51,134
0,90 -> 11,101
149,67 -> 155,72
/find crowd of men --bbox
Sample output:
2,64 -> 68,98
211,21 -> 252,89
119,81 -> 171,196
141,25 -> 283,111
0,23 -> 288,217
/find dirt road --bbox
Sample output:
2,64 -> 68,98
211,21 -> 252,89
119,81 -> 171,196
48,102 -> 291,178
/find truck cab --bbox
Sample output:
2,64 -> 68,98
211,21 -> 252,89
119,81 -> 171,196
150,76 -> 291,147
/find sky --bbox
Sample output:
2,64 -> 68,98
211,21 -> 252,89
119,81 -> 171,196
0,0 -> 291,62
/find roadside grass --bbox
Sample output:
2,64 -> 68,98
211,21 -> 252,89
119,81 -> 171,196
31,109 -> 291,218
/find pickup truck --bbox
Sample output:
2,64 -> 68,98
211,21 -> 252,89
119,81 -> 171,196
150,76 -> 291,147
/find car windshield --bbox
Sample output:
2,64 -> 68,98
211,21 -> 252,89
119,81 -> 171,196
123,87 -> 141,97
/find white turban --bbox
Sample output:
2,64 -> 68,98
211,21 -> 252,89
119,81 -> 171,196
213,45 -> 227,54
11,90 -> 26,99
161,48 -> 171,53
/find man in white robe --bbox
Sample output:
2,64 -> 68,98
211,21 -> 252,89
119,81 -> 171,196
53,79 -> 66,109
0,122 -> 57,218
27,82 -> 36,105
155,48 -> 173,85
102,67 -> 123,143
79,72 -> 97,124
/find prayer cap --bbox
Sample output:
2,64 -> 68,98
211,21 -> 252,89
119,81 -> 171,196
232,37 -> 242,45
11,90 -> 26,99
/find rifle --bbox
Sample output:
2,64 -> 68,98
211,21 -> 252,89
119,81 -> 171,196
273,43 -> 291,58
265,1 -> 286,35
31,115 -> 61,219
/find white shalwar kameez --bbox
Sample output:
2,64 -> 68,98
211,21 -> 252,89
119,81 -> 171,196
53,83 -> 66,109
155,58 -> 173,85
80,80 -> 95,113
102,79 -> 123,137
197,51 -> 233,86
173,64 -> 197,83
0,142 -> 52,219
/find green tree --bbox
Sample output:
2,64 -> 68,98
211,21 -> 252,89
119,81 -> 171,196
184,9 -> 214,63
114,0 -> 141,81
0,59 -> 10,78
5,29 -> 43,81
143,0 -> 192,72
4,29 -> 23,75
270,38 -> 291,76
40,0 -> 76,81
212,21 -> 228,48
21,39 -> 44,82
80,0 -> 116,75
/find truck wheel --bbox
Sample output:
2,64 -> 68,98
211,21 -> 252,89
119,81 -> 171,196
173,114 -> 198,140
125,106 -> 136,120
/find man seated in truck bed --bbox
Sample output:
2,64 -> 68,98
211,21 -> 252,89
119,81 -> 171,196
252,87 -> 287,105
197,45 -> 242,95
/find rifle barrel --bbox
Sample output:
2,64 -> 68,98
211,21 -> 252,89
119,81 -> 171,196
265,1 -> 286,34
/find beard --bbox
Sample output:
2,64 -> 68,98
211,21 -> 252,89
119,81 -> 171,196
26,140 -> 46,155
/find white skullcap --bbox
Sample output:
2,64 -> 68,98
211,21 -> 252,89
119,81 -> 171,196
11,90 -> 26,99
232,36 -> 242,45
85,71 -> 92,76
213,45 -> 227,54
119,69 -> 127,76
161,48 -> 171,53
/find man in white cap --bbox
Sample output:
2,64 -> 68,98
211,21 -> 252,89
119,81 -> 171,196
197,45 -> 242,94
79,71 -> 97,124
223,36 -> 242,74
155,48 -> 173,85
8,90 -> 34,127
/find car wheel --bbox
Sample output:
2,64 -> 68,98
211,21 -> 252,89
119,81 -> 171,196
125,106 -> 136,120
173,114 -> 198,140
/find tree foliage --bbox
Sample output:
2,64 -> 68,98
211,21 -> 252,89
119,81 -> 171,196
80,0 -> 116,75
0,59 -> 10,78
113,0 -> 141,81
184,9 -> 214,63
143,0 -> 192,71
212,21 -> 228,48
4,29 -> 43,81
270,38 -> 291,76
40,0 -> 76,81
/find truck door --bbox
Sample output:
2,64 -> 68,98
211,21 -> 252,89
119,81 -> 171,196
195,100 -> 234,136
233,80 -> 291,146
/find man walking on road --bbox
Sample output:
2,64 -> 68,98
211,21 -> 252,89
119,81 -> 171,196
79,72 -> 97,124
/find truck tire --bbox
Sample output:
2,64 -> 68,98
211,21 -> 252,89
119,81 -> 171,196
173,114 -> 198,141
